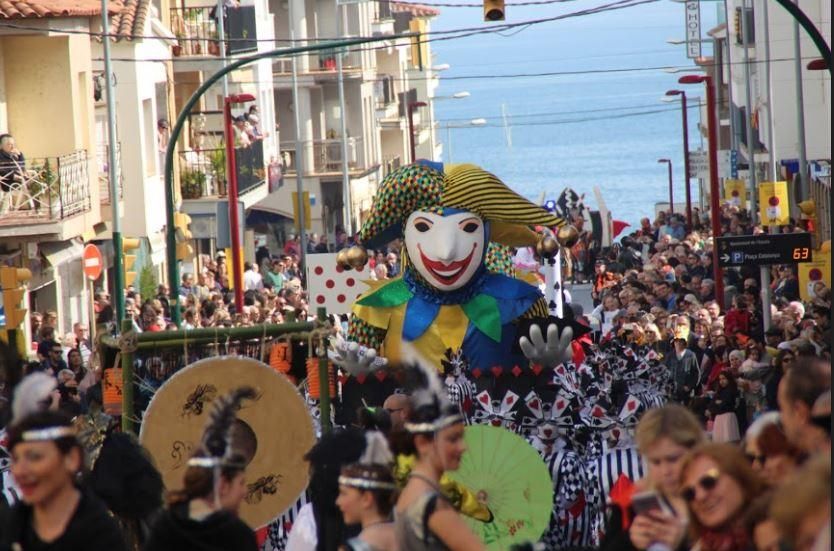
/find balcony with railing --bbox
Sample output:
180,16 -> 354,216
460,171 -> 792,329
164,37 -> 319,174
97,143 -> 124,205
0,151 -> 91,226
170,5 -> 257,58
178,140 -> 265,200
274,42 -> 363,75
382,154 -> 401,178
279,137 -> 364,175
375,75 -> 396,107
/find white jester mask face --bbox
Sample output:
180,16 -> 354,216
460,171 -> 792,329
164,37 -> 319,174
404,210 -> 486,291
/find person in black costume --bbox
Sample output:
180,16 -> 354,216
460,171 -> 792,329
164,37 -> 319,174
143,387 -> 258,551
0,410 -> 126,551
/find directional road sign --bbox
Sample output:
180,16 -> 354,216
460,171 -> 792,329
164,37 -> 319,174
716,233 -> 813,268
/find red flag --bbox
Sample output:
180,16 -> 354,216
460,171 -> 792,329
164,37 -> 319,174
612,220 -> 630,238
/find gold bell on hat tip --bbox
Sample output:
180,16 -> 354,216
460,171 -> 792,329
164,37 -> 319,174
556,225 -> 579,248
336,249 -> 352,271
345,246 -> 368,270
536,234 -> 560,259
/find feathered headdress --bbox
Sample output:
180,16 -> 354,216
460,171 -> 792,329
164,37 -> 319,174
400,344 -> 462,434
10,372 -> 76,443
12,372 -> 57,423
338,431 -> 396,491
187,386 -> 257,469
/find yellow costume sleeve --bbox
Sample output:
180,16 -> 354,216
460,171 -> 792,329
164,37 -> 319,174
395,454 -> 493,523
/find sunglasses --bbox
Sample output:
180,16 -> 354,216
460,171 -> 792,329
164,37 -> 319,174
745,453 -> 766,465
681,468 -> 721,502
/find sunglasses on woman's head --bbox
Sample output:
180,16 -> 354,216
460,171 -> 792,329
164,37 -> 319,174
681,468 -> 721,502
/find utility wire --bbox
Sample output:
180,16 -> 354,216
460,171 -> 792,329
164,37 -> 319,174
437,105 -> 694,127
0,0 -> 655,45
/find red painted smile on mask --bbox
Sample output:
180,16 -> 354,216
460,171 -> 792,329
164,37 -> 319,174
417,243 -> 478,286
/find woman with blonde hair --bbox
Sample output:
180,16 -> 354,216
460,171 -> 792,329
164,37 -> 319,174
601,404 -> 705,551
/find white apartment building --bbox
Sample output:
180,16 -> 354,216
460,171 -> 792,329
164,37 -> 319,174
254,0 -> 440,247
169,0 -> 279,258
706,1 -> 830,194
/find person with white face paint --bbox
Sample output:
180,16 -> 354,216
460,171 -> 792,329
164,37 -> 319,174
330,161 -> 586,429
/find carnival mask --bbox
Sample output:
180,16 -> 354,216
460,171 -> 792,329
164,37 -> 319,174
404,210 -> 486,291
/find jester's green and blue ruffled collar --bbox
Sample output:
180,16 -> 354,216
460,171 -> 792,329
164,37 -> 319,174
356,267 -> 540,343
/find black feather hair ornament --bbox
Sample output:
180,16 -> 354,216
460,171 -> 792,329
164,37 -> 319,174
188,386 -> 257,468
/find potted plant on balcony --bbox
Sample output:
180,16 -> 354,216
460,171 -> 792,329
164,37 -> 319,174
208,149 -> 226,196
180,168 -> 206,199
172,32 -> 184,57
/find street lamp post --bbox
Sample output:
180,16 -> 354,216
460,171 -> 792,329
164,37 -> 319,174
679,74 -> 724,311
444,118 -> 487,163
657,159 -> 674,214
666,89 -> 692,229
223,93 -> 256,314
408,101 -> 428,163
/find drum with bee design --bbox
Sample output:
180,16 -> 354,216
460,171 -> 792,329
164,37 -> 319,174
139,356 -> 315,528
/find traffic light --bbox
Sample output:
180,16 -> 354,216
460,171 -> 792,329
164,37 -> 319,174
0,267 -> 32,329
123,237 -> 141,287
174,212 -> 194,261
483,0 -> 505,21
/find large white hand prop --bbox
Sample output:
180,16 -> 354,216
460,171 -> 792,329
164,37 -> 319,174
519,324 -> 573,368
328,334 -> 388,377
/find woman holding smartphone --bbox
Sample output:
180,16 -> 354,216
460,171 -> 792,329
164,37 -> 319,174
600,404 -> 705,551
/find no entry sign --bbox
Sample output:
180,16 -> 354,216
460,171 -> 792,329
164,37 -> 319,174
82,244 -> 103,280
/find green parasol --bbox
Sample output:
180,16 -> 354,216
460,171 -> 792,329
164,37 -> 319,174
447,425 -> 553,549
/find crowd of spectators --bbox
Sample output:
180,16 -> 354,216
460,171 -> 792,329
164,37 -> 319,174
585,205 -> 831,551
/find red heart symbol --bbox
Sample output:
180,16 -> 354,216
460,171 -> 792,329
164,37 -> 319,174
556,400 -> 565,409
374,370 -> 387,382
338,374 -> 348,386
491,366 -> 503,378
592,407 -> 604,418
556,366 -> 565,375
627,400 -> 637,411
479,394 -> 490,405
530,399 -> 540,410
543,428 -> 553,438
531,364 -> 543,376
355,374 -> 367,384
471,368 -> 482,379
613,429 -> 621,438
511,365 -> 523,377
505,395 -> 514,405
491,419 -> 501,426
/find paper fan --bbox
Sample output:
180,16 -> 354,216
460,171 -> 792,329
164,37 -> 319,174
447,425 -> 553,549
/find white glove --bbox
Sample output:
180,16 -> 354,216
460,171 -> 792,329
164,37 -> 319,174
328,334 -> 387,377
519,324 -> 573,368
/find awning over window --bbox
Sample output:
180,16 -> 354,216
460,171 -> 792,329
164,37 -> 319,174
40,240 -> 84,268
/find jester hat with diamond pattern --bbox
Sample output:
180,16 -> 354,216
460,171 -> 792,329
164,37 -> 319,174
359,162 -> 565,250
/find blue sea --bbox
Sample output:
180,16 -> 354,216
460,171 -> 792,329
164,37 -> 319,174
432,1 -> 719,230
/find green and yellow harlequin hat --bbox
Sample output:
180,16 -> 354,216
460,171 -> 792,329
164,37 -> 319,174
359,162 -> 565,249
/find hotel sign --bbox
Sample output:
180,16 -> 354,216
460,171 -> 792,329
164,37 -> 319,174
686,1 -> 702,59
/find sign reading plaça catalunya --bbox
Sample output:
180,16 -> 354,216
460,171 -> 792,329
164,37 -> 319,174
716,233 -> 813,268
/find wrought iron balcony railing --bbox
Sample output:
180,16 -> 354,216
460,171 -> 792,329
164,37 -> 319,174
0,150 -> 91,226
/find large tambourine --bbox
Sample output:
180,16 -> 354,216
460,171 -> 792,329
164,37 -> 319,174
139,356 -> 315,528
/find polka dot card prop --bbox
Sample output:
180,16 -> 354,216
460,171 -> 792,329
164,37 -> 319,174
306,253 -> 372,315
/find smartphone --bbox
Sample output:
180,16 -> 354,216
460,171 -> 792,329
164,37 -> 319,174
631,491 -> 666,515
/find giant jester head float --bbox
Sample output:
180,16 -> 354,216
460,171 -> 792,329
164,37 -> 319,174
330,161 -> 578,376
